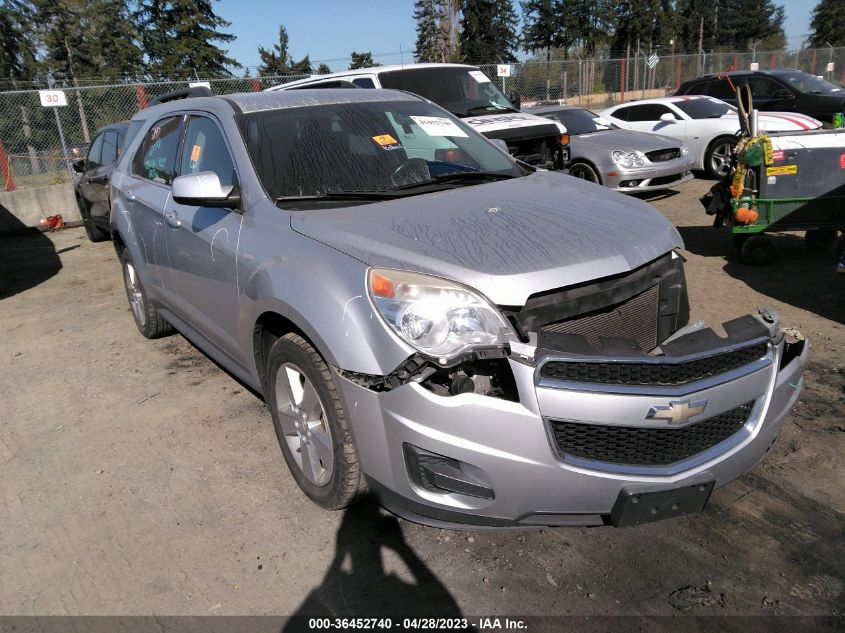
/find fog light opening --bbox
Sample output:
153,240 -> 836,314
403,444 -> 495,500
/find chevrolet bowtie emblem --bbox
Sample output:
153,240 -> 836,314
647,400 -> 708,425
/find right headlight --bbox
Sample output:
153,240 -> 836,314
368,268 -> 513,363
611,150 -> 644,168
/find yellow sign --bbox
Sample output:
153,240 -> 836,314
766,164 -> 797,176
372,134 -> 399,147
190,144 -> 202,162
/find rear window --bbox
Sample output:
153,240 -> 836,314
673,98 -> 734,119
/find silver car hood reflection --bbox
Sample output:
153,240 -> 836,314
575,129 -> 680,154
290,171 -> 683,305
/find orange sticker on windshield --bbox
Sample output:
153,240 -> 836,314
190,144 -> 202,162
372,134 -> 399,147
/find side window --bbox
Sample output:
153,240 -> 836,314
748,77 -> 785,99
131,116 -> 183,185
352,77 -> 375,88
685,82 -> 708,95
706,80 -> 736,100
626,104 -> 673,121
178,116 -> 237,188
101,131 -> 119,165
87,134 -> 104,169
611,106 -> 631,121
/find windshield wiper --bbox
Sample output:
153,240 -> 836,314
389,170 -> 519,191
276,190 -> 400,203
461,104 -> 519,116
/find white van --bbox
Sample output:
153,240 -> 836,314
267,63 -> 570,170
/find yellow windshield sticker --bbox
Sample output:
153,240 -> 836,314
766,164 -> 797,176
372,134 -> 399,147
190,144 -> 202,162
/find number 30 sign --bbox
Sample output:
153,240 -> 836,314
39,90 -> 68,107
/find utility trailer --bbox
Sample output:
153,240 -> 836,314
727,128 -> 845,265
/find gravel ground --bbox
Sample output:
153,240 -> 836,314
1,177 -> 843,625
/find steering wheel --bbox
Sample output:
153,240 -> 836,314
390,158 -> 431,187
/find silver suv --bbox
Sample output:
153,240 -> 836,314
110,88 -> 808,528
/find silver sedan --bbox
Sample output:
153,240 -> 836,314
527,105 -> 695,193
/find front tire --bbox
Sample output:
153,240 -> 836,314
705,137 -> 737,179
569,161 -> 601,184
119,249 -> 174,338
741,234 -> 776,265
265,333 -> 364,509
77,198 -> 109,242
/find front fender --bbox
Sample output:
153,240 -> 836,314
237,206 -> 415,382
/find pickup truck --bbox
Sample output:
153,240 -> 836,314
109,88 -> 807,528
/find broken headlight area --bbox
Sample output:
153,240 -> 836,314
337,352 -> 519,402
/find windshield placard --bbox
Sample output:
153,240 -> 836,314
468,70 -> 491,84
410,116 -> 469,137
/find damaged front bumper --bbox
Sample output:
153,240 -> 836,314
333,308 -> 808,529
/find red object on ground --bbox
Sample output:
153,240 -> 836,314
0,137 -> 15,191
135,84 -> 148,110
39,214 -> 64,230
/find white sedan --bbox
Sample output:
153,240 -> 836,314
600,96 -> 822,177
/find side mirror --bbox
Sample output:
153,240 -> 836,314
72,159 -> 86,173
508,91 -> 521,110
489,138 -> 510,154
659,112 -> 677,123
172,171 -> 240,209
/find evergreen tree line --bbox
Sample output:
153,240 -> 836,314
416,0 -> 845,65
0,0 -> 843,88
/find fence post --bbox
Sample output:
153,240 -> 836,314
811,50 -> 817,75
134,84 -> 148,110
676,56 -> 682,90
251,79 -> 261,92
0,137 -> 15,192
620,58 -> 626,102
769,52 -> 776,68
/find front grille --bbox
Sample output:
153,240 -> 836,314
550,401 -> 754,466
650,173 -> 683,186
506,137 -> 554,167
541,284 -> 660,351
540,342 -> 768,386
646,148 -> 681,162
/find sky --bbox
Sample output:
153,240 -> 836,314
215,0 -> 818,72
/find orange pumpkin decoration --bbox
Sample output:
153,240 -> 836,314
734,206 -> 759,225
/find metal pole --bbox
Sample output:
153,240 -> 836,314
53,107 -> 73,178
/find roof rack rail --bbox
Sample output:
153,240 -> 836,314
148,86 -> 213,106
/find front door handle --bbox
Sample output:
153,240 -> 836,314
164,211 -> 181,228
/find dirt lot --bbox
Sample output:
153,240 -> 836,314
1,177 -> 843,626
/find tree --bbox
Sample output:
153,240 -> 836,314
414,0 -> 441,62
438,0 -> 462,61
137,0 -> 240,79
349,51 -> 379,69
808,0 -> 845,48
257,24 -> 312,76
521,0 -> 560,62
0,1 -> 37,84
460,0 -> 519,63
565,0 -> 614,57
713,0 -> 784,51
316,62 -> 331,74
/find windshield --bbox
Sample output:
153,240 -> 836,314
378,67 -> 517,117
239,99 -> 522,205
779,71 -> 843,94
541,108 -> 614,134
673,98 -> 735,119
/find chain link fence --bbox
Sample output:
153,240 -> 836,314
1,46 -> 844,191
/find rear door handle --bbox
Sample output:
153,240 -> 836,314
164,211 -> 181,228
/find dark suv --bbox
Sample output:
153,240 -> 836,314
72,121 -> 139,241
676,69 -> 845,123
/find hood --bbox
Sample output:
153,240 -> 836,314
461,111 -> 567,136
721,111 -> 822,131
290,172 -> 683,306
574,129 -> 680,153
